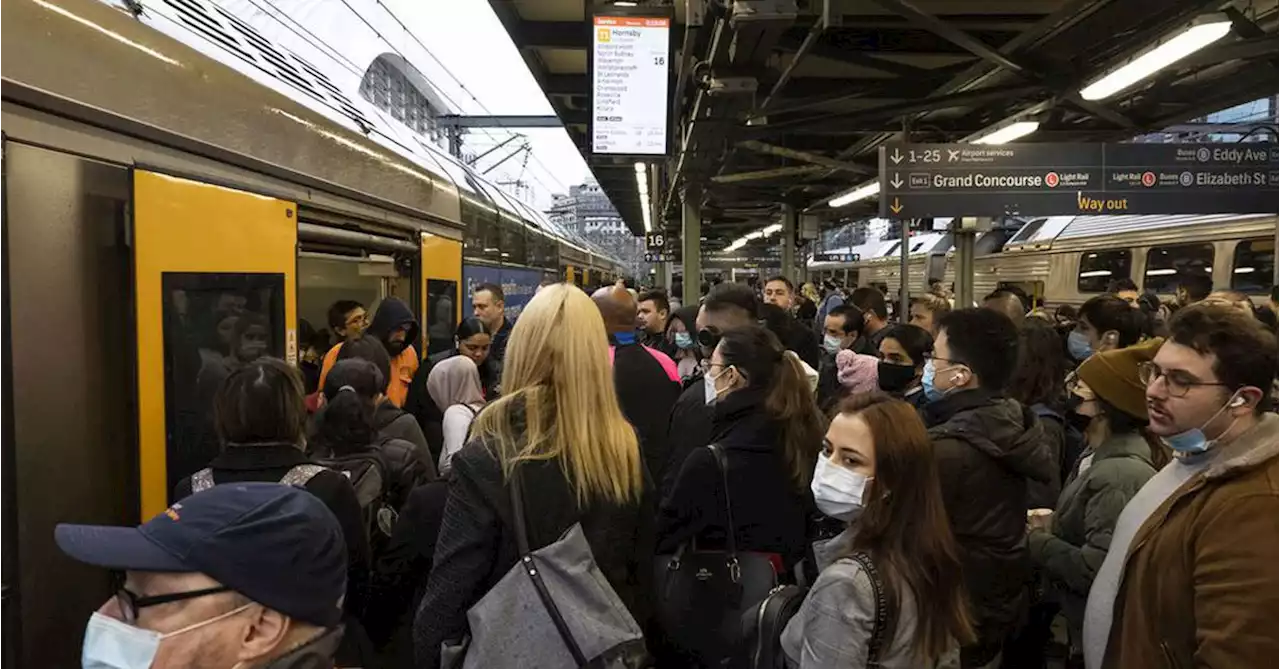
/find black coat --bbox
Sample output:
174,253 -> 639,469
657,388 -> 812,569
613,342 -> 681,483
412,435 -> 656,669
660,377 -> 713,498
921,389 -> 1055,652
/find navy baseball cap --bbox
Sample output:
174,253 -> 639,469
55,482 -> 347,627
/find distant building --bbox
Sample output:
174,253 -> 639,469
548,181 -> 646,279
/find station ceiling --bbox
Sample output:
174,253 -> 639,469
489,0 -> 1279,249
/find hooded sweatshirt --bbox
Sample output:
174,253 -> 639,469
319,298 -> 420,407
922,388 -> 1054,657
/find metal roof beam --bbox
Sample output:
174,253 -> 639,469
1175,35 -> 1279,70
868,0 -> 1028,74
711,165 -> 829,183
780,33 -> 949,78
511,20 -> 586,50
735,140 -> 875,174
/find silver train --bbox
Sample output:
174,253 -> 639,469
809,214 -> 1278,306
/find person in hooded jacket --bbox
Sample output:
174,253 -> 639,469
663,305 -> 702,384
319,297 -> 420,408
920,308 -> 1055,668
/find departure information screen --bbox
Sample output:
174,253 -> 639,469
591,15 -> 670,156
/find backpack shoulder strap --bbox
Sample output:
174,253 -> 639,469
281,464 -> 328,487
848,551 -> 891,667
190,468 -> 215,493
706,444 -> 739,560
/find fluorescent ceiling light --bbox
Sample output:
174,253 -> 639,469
1235,266 -> 1256,274
1079,270 -> 1113,278
828,181 -> 880,208
613,1 -> 638,5
1145,268 -> 1178,276
972,121 -> 1040,145
634,162 -> 652,233
1080,17 -> 1232,101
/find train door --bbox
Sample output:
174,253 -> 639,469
132,170 -> 297,520
421,232 -> 463,358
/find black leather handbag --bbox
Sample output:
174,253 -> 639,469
653,444 -> 779,665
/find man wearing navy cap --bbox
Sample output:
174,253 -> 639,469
56,482 -> 349,669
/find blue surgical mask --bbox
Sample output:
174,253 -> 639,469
674,332 -> 695,350
1067,329 -> 1094,361
83,604 -> 252,669
1164,391 -> 1244,455
823,334 -> 842,355
922,359 -> 944,402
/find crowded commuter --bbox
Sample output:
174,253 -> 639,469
835,349 -> 880,397
664,305 -> 701,383
637,289 -> 671,349
1174,273 -> 1213,308
311,357 -> 435,509
877,323 -> 933,409
983,290 -> 1026,327
426,356 -> 487,476
328,299 -> 368,344
319,297 -> 419,408
910,293 -> 951,336
850,286 -> 892,350
763,275 -> 796,311
405,318 -> 497,462
1008,319 -> 1072,508
783,393 -> 974,667
327,336 -> 430,456
659,325 -> 824,570
1205,288 -> 1255,315
57,483 -> 349,669
1105,278 -> 1140,307
817,304 -> 868,410
662,282 -> 759,495
1022,338 -> 1166,667
471,282 -> 514,364
172,358 -> 372,665
921,308 -> 1055,668
1084,303 -> 1278,669
1068,295 -> 1145,363
797,282 -> 820,322
814,280 -> 845,331
413,284 -> 655,669
761,302 -> 822,369
596,284 -> 681,485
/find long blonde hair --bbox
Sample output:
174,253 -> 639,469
471,283 -> 643,506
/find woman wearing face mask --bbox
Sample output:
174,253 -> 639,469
784,392 -> 974,668
658,325 -> 825,572
664,305 -> 702,383
876,324 -> 934,409
1025,338 -> 1167,663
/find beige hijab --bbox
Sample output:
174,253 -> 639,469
427,355 -> 486,413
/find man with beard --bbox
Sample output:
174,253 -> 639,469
319,297 -> 420,407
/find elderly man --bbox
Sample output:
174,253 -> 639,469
56,482 -> 350,669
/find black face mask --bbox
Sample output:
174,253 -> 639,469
1066,411 -> 1093,435
877,361 -> 917,393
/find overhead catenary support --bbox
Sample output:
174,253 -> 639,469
711,165 -> 829,183
781,203 -> 797,284
436,115 -> 565,129
736,140 -> 875,174
468,134 -> 523,166
682,185 -> 703,307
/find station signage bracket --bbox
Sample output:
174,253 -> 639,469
589,12 -> 673,158
877,142 -> 1279,219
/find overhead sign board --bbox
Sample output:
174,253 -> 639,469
877,142 -> 1279,218
813,253 -> 861,263
645,231 -> 672,252
591,16 -> 670,156
644,251 -> 680,263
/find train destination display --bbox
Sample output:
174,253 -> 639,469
877,142 -> 1278,218
591,16 -> 670,156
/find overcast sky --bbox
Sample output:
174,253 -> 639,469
382,0 -> 593,209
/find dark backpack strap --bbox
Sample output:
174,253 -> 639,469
848,551 -> 891,667
510,468 -> 589,667
706,444 -> 741,579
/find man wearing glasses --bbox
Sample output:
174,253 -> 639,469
55,483 -> 348,669
1083,303 -> 1278,669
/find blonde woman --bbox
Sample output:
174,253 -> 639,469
412,284 -> 653,669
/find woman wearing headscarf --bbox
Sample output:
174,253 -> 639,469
426,356 -> 487,476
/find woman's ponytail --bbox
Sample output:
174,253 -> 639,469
313,358 -> 382,456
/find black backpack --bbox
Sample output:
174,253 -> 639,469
320,449 -> 398,546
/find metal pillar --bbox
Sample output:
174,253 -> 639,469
899,218 -> 911,321
681,186 -> 702,306
781,203 -> 797,283
955,230 -> 976,310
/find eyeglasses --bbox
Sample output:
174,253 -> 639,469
114,575 -> 233,624
1137,361 -> 1233,398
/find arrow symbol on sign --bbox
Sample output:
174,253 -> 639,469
891,148 -> 903,165
890,173 -> 903,188
890,197 -> 903,214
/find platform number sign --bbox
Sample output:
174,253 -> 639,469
645,232 -> 668,251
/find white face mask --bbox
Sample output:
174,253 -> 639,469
82,604 -> 252,669
704,366 -> 734,405
810,456 -> 872,522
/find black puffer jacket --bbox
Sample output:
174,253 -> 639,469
921,388 -> 1054,657
660,378 -> 712,498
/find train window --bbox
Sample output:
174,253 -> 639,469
1077,249 -> 1132,293
1231,238 -> 1276,295
161,272 -> 285,495
425,279 -> 460,357
499,216 -> 529,266
1143,243 -> 1214,294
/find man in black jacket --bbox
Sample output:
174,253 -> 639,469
921,308 -> 1054,668
660,282 -> 757,497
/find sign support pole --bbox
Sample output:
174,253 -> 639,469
681,185 -> 702,307
899,218 -> 911,321
954,223 -> 978,309
781,203 -> 797,284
